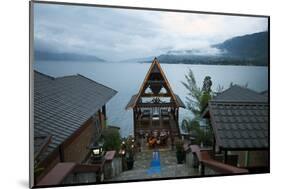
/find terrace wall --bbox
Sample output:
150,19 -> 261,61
63,112 -> 102,162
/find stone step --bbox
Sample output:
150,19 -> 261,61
108,164 -> 199,181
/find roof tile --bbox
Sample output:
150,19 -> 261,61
207,97 -> 268,150
34,71 -> 117,161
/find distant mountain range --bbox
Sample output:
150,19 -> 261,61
35,31 -> 268,66
119,56 -> 155,63
155,31 -> 268,66
34,51 -> 105,62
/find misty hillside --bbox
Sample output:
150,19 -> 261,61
214,31 -> 268,63
155,31 -> 268,66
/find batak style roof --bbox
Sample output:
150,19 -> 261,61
34,71 -> 117,161
126,58 -> 185,109
203,85 -> 269,150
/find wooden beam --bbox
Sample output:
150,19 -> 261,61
146,80 -> 164,84
141,93 -> 170,97
37,163 -> 76,186
136,102 -> 176,108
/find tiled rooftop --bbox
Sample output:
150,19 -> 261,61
209,102 -> 268,150
34,71 -> 117,162
204,85 -> 269,150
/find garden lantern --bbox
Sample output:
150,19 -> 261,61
90,142 -> 104,162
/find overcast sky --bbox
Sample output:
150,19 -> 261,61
34,3 -> 268,61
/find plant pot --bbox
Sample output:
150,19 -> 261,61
192,153 -> 199,168
126,159 -> 134,170
176,151 -> 186,164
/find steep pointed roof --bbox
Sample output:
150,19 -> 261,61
126,58 -> 185,109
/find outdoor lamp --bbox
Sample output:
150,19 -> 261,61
90,141 -> 104,162
93,148 -> 101,155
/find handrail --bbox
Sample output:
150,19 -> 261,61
36,151 -> 115,186
188,145 -> 248,175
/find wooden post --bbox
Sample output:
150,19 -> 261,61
133,108 -> 136,137
212,137 -> 216,157
224,150 -> 228,164
98,109 -> 103,129
102,105 -> 106,120
102,105 -> 107,128
245,151 -> 249,167
175,108 -> 180,137
200,163 -> 205,176
59,145 -> 64,162
176,108 -> 179,121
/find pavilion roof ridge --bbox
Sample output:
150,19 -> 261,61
126,58 -> 183,109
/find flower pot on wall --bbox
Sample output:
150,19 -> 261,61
126,158 -> 134,170
175,139 -> 186,164
176,151 -> 186,164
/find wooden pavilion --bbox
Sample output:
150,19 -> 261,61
126,58 -> 185,145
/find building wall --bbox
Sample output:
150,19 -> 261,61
233,151 -> 246,167
36,111 -> 104,184
63,122 -> 94,162
230,150 -> 269,168
248,150 -> 269,167
63,112 -> 102,162
100,113 -> 106,129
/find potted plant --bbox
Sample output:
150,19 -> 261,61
175,139 -> 186,164
120,136 -> 135,170
125,150 -> 134,170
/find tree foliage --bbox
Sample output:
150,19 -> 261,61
181,69 -> 212,117
181,69 -> 202,116
101,128 -> 121,152
181,69 -> 213,146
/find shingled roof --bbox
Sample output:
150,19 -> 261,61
213,85 -> 268,102
34,71 -> 117,161
203,85 -> 269,150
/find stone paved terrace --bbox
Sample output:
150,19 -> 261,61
108,149 -> 218,182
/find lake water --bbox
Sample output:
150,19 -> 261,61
34,61 -> 268,137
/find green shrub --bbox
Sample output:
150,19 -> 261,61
175,139 -> 184,152
183,119 -> 213,147
101,128 -> 121,152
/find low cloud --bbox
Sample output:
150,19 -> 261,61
34,3 -> 268,61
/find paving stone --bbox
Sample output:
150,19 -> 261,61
107,149 -> 218,182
